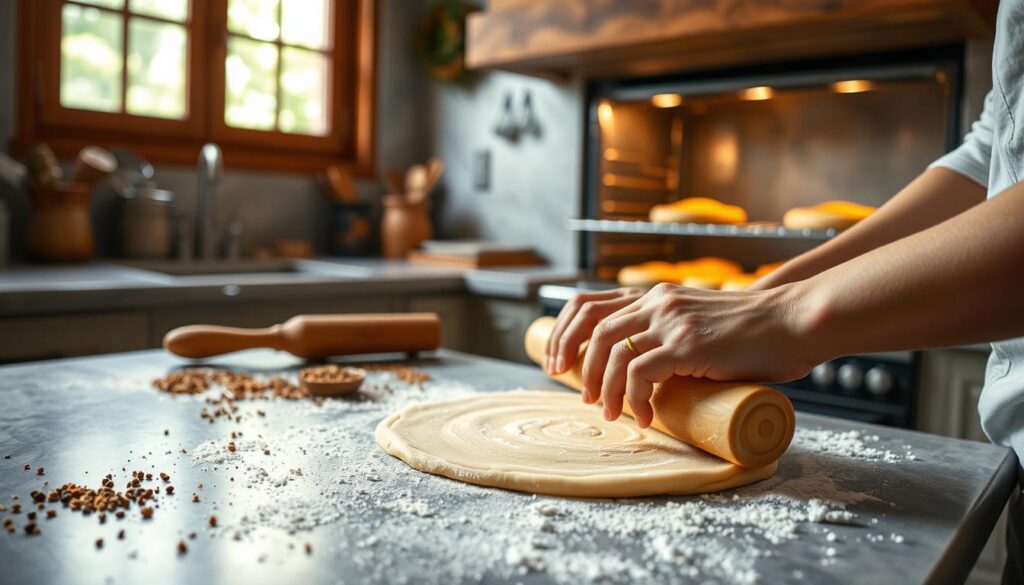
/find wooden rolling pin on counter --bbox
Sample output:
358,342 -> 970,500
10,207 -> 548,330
524,316 -> 796,468
164,313 -> 443,359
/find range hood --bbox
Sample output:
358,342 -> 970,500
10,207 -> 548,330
466,0 -> 996,79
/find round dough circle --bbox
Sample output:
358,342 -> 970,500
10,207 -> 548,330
375,390 -> 777,498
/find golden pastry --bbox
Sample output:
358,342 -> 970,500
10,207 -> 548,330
649,197 -> 747,225
617,261 -> 685,286
783,200 -> 875,231
719,274 -> 760,291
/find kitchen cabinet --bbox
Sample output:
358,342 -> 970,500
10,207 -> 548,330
466,0 -> 996,79
918,348 -> 1006,585
466,298 -> 540,364
0,312 -> 149,363
402,294 -> 469,353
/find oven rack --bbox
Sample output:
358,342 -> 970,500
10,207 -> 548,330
567,218 -> 837,241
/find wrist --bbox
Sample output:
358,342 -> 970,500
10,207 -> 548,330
773,279 -> 840,368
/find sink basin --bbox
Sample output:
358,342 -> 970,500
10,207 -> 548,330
118,259 -> 300,276
115,259 -> 377,279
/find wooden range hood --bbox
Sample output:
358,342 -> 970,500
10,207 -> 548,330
466,0 -> 997,79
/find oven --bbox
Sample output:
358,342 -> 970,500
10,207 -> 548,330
544,45 -> 970,429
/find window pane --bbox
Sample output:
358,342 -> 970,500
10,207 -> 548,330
130,0 -> 189,22
282,0 -> 331,50
127,19 -> 187,119
280,47 -> 328,136
227,0 -> 280,41
76,0 -> 125,9
61,4 -> 123,113
225,37 -> 278,130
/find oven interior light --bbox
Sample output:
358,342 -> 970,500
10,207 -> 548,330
831,79 -> 873,93
651,93 -> 683,108
598,100 -> 614,126
738,86 -> 773,101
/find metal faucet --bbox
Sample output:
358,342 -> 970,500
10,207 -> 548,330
195,143 -> 223,260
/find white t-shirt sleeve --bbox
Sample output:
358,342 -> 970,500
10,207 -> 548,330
927,89 -> 996,188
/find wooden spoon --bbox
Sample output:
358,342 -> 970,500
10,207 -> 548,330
385,169 -> 405,195
405,164 -> 428,203
300,365 -> 366,397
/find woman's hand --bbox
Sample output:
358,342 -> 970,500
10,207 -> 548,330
551,283 -> 817,428
544,287 -> 644,375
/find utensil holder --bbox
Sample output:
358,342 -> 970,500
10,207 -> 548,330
381,195 -> 431,259
27,182 -> 95,262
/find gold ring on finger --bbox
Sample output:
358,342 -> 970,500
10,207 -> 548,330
624,336 -> 641,356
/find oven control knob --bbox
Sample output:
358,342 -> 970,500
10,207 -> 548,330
837,363 -> 863,391
865,367 -> 895,396
810,363 -> 835,387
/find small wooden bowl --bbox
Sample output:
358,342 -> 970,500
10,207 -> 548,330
299,365 -> 366,397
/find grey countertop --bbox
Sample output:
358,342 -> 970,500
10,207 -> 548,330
0,259 -> 581,316
0,348 -> 1016,584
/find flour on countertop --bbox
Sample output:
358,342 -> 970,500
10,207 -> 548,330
188,371 -> 913,584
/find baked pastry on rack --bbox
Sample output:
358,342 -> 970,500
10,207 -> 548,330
649,197 -> 747,225
782,200 -> 875,231
618,257 -> 743,288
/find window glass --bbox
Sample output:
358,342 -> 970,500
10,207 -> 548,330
228,0 -> 281,41
127,19 -> 188,119
130,0 -> 190,22
61,3 -> 123,113
282,0 -> 331,50
280,47 -> 329,135
225,37 -> 279,130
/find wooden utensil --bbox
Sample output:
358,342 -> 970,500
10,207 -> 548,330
408,158 -> 444,204
300,365 -> 366,397
323,164 -> 358,203
524,316 -> 795,468
71,146 -> 117,188
384,169 -> 406,195
424,157 -> 444,195
164,313 -> 442,359
404,164 -> 428,203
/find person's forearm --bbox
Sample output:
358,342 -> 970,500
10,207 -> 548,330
788,180 -> 1024,362
752,168 -> 986,290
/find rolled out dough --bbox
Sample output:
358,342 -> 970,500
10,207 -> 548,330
375,390 -> 777,498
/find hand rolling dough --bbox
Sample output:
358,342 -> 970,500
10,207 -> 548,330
375,390 -> 777,498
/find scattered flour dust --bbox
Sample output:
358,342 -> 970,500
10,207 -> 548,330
189,371 -> 914,584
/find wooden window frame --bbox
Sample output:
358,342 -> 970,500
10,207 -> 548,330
13,0 -> 377,175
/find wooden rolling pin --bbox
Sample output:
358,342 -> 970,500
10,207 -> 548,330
164,313 -> 442,359
524,316 -> 795,468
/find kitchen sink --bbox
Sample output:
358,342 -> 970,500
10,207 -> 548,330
115,259 -> 376,278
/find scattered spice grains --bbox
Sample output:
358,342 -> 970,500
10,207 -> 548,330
95,538 -> 103,549
35,467 -> 44,476
151,364 -> 430,421
304,543 -> 312,555
208,515 -> 217,528
177,540 -> 188,554
140,507 -> 154,519
23,464 -> 29,471
300,365 -> 364,385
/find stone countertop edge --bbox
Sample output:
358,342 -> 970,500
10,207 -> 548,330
0,261 -> 583,317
